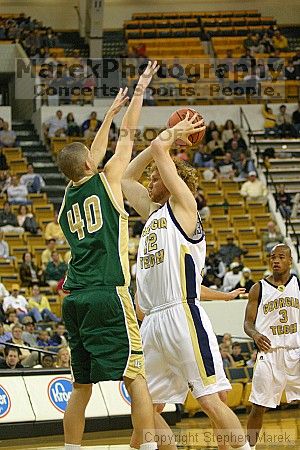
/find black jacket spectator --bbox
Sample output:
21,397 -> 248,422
0,204 -> 19,228
0,150 -> 8,170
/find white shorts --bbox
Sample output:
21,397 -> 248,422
250,347 -> 300,408
140,300 -> 231,404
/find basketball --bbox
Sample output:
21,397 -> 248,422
167,108 -> 205,146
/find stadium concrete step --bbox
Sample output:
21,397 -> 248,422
12,121 -> 35,132
43,174 -> 66,186
24,152 -> 53,164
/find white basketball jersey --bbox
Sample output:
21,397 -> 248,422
137,201 -> 206,314
255,275 -> 300,349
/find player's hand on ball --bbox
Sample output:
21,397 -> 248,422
108,87 -> 129,116
138,60 -> 160,90
253,332 -> 271,352
225,288 -> 246,301
173,112 -> 206,146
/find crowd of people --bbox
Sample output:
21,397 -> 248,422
219,333 -> 257,370
262,102 -> 300,137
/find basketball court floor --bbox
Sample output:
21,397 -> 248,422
2,409 -> 299,450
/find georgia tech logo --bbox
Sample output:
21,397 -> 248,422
48,377 -> 73,413
0,385 -> 11,418
119,381 -> 131,405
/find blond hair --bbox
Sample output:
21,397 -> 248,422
57,142 -> 89,181
148,157 -> 199,196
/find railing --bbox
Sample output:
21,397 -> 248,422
239,107 -> 300,262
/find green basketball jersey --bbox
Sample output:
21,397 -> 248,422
58,173 -> 130,290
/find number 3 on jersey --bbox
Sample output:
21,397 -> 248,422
67,195 -> 103,240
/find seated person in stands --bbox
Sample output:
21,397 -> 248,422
43,110 -> 67,140
219,344 -> 235,369
0,122 -> 17,148
0,202 -> 25,233
0,346 -> 22,369
34,354 -> 55,369
235,152 -> 255,180
222,262 -> 242,292
262,220 -> 283,253
36,329 -> 57,348
6,324 -> 38,367
207,130 -> 224,157
225,129 -> 247,153
193,143 -> 214,168
0,148 -> 8,171
204,252 -> 226,280
3,283 -> 42,323
221,119 -> 236,144
277,104 -> 297,137
19,252 -> 43,288
218,236 -> 245,267
215,151 -> 237,179
292,101 -> 300,136
246,349 -> 257,368
231,342 -> 246,367
275,184 -> 292,218
45,211 -> 65,244
0,321 -> 12,354
51,322 -> 68,347
28,284 -> 60,322
3,308 -> 19,331
20,163 -> 45,193
17,205 -> 39,234
234,267 -> 255,295
0,232 -> 10,260
66,113 -> 81,136
21,317 -> 38,347
41,238 -> 62,269
0,170 -> 11,194
272,30 -> 288,51
205,120 -> 219,143
284,59 -> 299,80
45,251 -> 68,290
7,175 -> 30,205
54,346 -> 70,368
81,111 -> 102,139
262,104 -> 278,137
240,171 -> 268,204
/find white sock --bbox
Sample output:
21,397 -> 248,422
236,444 -> 251,450
140,443 -> 158,450
65,444 -> 81,450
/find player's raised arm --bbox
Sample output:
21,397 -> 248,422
104,61 -> 159,186
201,285 -> 246,301
90,88 -> 129,167
244,283 -> 271,352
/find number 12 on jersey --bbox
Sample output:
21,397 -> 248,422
67,195 -> 103,240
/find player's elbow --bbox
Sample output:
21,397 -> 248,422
150,139 -> 164,158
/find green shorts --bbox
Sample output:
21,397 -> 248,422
62,285 -> 145,384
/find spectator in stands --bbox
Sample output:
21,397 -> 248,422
44,211 -> 65,243
262,220 -> 283,253
221,119 -> 236,144
284,59 -> 299,80
277,104 -> 296,137
215,151 -> 237,179
292,47 -> 300,66
21,317 -> 38,347
41,238 -> 61,269
0,279 -> 9,314
222,262 -> 242,292
16,205 -> 39,234
240,171 -> 268,204
20,163 -> 45,193
272,30 -> 288,51
28,284 -> 60,322
222,333 -> 233,352
0,321 -> 12,353
36,330 -> 56,348
235,152 -> 255,180
0,201 -> 24,233
43,110 -> 67,139
260,33 -> 274,54
0,346 -> 22,369
219,344 -> 235,369
246,349 -> 257,368
0,170 -> 11,194
268,49 -> 285,72
207,130 -> 224,157
0,149 -> 8,171
193,143 -> 214,168
239,48 -> 256,71
292,102 -> 300,136
275,184 -> 292,218
33,354 -> 55,369
7,324 -> 38,367
225,129 -> 247,153
45,251 -> 68,289
256,59 -> 270,80
243,33 -> 256,51
204,252 -> 226,280
43,27 -> 58,48
19,252 -> 43,288
205,120 -> 219,143
7,175 -> 29,205
0,232 -> 10,260
52,322 -> 68,347
54,346 -> 70,368
195,189 -> 210,219
81,111 -> 102,139
234,267 -> 255,294
218,237 -> 245,267
231,342 -> 246,367
0,122 -> 17,148
3,283 -> 42,323
66,112 -> 81,137
262,104 -> 278,137
291,193 -> 300,218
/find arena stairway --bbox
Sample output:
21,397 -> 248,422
12,120 -> 66,210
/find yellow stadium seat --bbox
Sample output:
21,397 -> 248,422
3,233 -> 24,247
28,193 -> 48,206
184,391 -> 201,417
226,367 -> 249,383
241,240 -> 262,254
231,214 -> 253,229
51,137 -> 68,155
211,216 -> 231,230
247,202 -> 267,215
